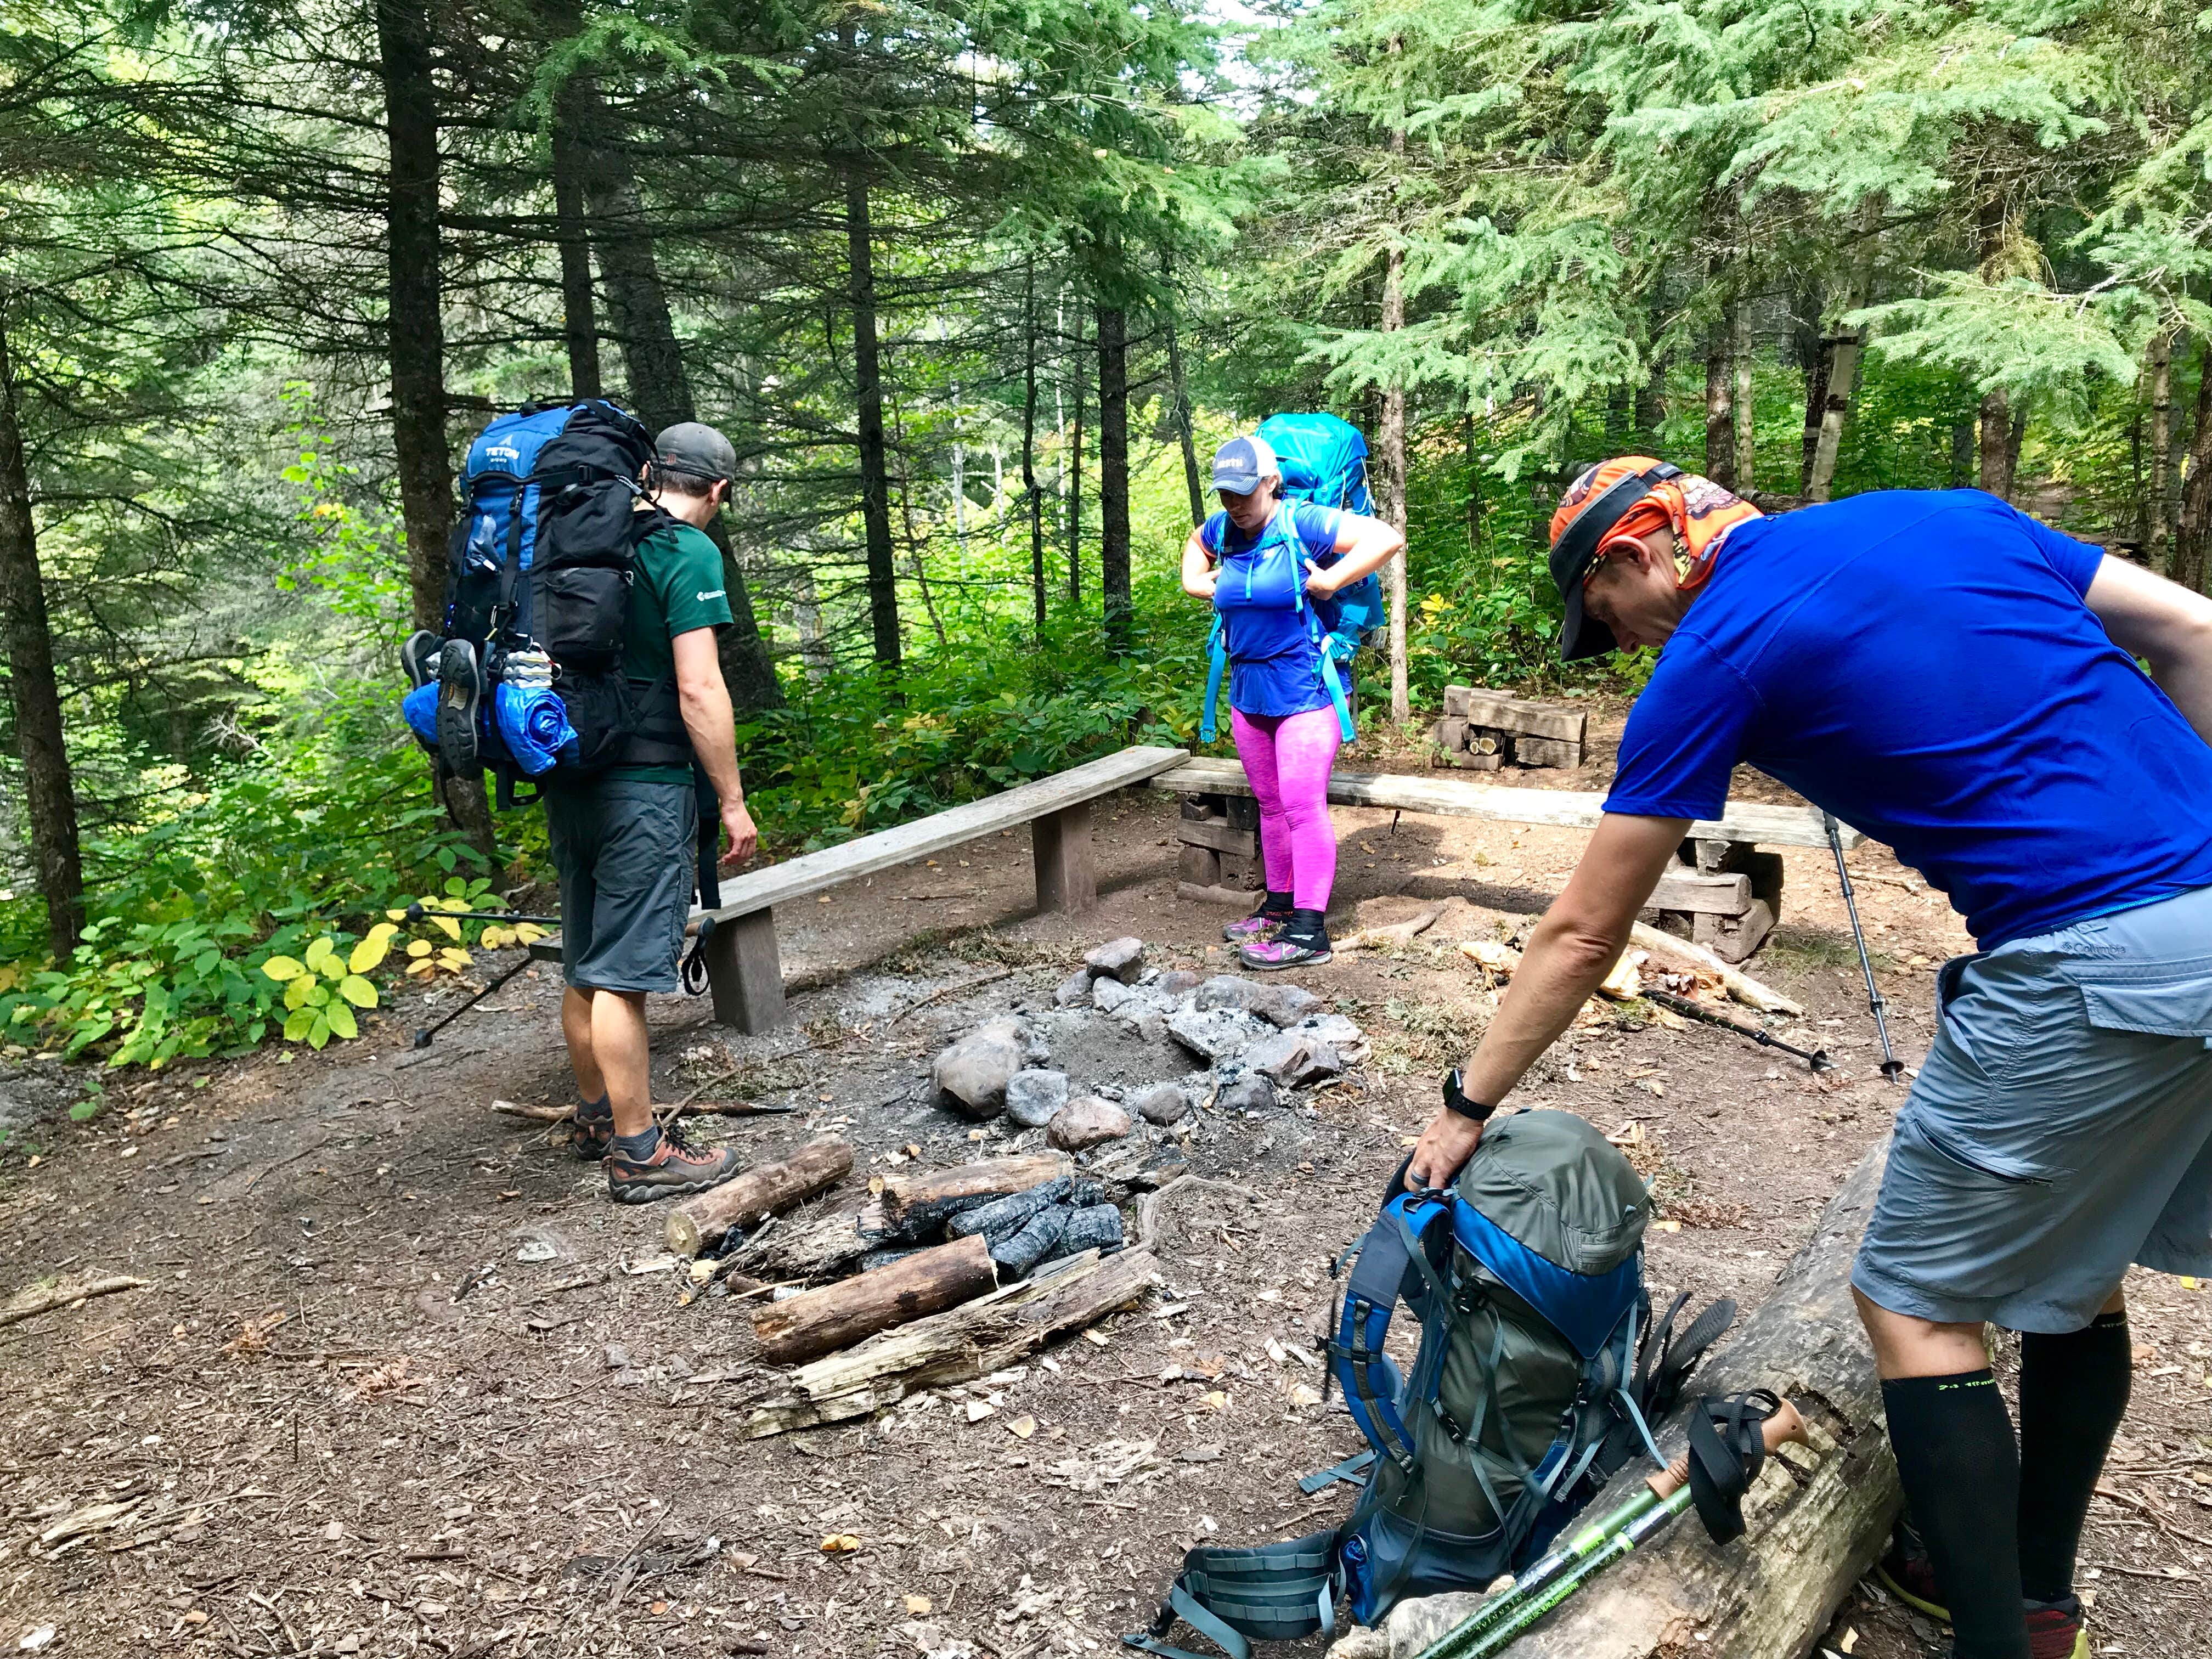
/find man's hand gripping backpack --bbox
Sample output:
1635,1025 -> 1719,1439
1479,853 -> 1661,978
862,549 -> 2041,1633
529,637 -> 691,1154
1124,1110 -> 1734,1659
399,399 -> 693,807
1200,411 -> 1389,746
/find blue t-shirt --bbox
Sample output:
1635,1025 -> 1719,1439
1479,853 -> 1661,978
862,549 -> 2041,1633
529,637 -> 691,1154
1200,503 -> 1343,717
1605,489 -> 2212,948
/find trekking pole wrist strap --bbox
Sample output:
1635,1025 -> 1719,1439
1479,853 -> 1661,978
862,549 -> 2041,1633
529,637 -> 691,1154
1442,1068 -> 1494,1122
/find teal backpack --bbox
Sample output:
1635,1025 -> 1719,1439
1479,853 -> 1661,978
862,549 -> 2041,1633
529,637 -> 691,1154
1125,1111 -> 1735,1659
1200,412 -> 1388,746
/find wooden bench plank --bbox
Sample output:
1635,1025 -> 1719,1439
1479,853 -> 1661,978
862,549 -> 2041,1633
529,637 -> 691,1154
692,745 -> 1188,927
1154,757 -> 1863,850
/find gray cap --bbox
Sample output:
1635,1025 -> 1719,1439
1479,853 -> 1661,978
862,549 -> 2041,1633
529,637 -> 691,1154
655,421 -> 737,485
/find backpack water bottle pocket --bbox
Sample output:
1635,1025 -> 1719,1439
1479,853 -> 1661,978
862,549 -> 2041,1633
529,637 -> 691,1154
536,566 -> 633,673
1342,1508 -> 1508,1628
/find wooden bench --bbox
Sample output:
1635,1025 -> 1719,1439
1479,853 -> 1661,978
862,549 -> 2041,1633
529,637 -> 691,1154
685,745 -> 1189,1032
1156,757 -> 1863,964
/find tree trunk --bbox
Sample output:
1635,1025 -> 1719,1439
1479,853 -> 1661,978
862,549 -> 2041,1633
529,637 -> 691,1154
752,1234 -> 996,1365
1977,388 -> 2012,500
375,0 -> 455,637
0,320 -> 85,959
1066,313 -> 1085,603
1166,306 -> 1204,528
1097,304 -> 1132,652
1796,283 -> 1827,492
1379,187 -> 1411,725
2147,330 -> 2174,572
1948,418 -> 1974,488
1331,1141 -> 1899,1659
1703,310 -> 1736,489
1731,302 -> 1755,494
2173,357 -> 2212,596
549,85 -> 602,399
1463,407 -> 1482,552
838,173 -> 901,674
1023,259 -> 1045,639
663,1138 -> 853,1256
1805,202 -> 1879,503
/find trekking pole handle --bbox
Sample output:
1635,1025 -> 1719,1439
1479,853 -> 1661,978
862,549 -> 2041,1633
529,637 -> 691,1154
1645,1399 -> 1807,1500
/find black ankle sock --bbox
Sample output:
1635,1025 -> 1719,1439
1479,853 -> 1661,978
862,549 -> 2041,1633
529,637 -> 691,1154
2018,1311 -> 2131,1603
613,1126 -> 660,1160
1259,890 -> 1293,916
1285,908 -> 1328,946
1882,1370 -> 2028,1659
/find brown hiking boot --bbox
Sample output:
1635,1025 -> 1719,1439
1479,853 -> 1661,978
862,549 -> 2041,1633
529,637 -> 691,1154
604,1121 -> 743,1205
570,1094 -> 613,1161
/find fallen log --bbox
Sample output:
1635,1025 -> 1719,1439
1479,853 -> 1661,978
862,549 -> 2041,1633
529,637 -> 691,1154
879,1154 -> 1071,1238
1630,922 -> 1803,1016
1338,901 -> 1453,953
663,1139 -> 854,1257
1330,1138 -> 1897,1659
752,1234 -> 997,1364
726,1195 -> 884,1283
746,1244 -> 1161,1436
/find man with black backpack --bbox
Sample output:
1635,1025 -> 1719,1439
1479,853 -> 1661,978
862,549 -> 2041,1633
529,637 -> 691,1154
550,421 -> 758,1204
1406,458 -> 2212,1659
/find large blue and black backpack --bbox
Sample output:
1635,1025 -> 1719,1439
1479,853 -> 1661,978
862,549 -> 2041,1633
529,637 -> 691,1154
1124,1110 -> 1733,1659
400,399 -> 692,808
1201,411 -> 1389,747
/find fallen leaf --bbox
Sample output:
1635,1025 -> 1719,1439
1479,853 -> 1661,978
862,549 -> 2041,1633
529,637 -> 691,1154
1841,1629 -> 1859,1655
905,1594 -> 933,1616
2133,1343 -> 2159,1366
1008,1416 -> 1036,1440
966,1399 -> 995,1423
1289,1384 -> 1323,1407
1654,1219 -> 1681,1233
1082,1329 -> 1109,1347
1201,1390 -> 1229,1411
820,1534 -> 862,1554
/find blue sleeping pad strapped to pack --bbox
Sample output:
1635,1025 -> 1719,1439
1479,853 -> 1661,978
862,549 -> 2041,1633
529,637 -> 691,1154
1126,1111 -> 1734,1659
1201,413 -> 1387,747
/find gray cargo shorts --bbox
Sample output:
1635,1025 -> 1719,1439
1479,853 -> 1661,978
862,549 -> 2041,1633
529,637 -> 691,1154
543,778 -> 697,996
1853,883 -> 2212,1333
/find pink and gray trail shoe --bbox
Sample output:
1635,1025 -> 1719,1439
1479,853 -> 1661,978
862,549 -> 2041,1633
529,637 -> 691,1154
1223,896 -> 1293,945
1239,912 -> 1331,971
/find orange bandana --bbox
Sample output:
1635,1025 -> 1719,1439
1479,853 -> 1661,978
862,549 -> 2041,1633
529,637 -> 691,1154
1548,456 -> 1762,592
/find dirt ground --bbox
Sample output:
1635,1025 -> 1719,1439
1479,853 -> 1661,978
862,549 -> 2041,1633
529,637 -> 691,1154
4,717 -> 2209,1659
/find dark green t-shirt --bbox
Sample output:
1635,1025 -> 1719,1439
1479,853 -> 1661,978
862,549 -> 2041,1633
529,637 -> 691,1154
607,518 -> 733,785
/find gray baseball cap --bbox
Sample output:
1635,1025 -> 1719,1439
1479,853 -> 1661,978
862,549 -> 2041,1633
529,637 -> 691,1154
655,421 -> 737,485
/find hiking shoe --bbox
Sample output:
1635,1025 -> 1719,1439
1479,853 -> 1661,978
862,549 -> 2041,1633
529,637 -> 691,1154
435,637 -> 482,772
604,1121 -> 743,1205
1874,1525 -> 1947,1621
569,1094 -> 613,1161
1223,904 -> 1290,945
401,629 -> 442,689
2024,1596 -> 2089,1659
1240,932 -> 1331,970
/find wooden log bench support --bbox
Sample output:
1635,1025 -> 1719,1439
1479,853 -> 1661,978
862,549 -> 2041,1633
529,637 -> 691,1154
682,744 -> 1188,1032
1176,789 -> 1265,907
1156,757 -> 1861,964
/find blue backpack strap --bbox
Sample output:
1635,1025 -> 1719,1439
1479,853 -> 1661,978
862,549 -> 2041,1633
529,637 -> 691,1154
1314,625 -> 1357,743
1329,1193 -> 1449,1472
1201,614 -> 1227,744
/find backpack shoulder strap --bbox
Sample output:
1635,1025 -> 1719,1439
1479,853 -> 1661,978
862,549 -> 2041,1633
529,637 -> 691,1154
1328,1191 -> 1451,1474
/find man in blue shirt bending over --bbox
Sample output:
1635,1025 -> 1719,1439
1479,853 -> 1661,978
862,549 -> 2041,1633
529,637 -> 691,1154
1404,458 -> 2212,1659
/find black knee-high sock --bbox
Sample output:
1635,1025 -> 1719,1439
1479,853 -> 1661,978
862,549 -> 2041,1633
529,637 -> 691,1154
1882,1371 -> 2028,1659
2017,1311 -> 2131,1604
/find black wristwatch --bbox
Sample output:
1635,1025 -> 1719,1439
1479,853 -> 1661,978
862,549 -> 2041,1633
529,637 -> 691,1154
1442,1068 -> 1494,1123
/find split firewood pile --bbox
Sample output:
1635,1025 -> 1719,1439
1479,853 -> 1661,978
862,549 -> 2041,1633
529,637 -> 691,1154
646,933 -> 1373,1437
1429,685 -> 1588,770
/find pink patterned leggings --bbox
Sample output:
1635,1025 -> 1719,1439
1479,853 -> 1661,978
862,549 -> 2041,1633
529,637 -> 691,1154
1229,706 -> 1342,912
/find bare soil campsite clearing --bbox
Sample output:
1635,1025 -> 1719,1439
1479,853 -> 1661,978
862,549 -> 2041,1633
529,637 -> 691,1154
3,752 -> 2207,1659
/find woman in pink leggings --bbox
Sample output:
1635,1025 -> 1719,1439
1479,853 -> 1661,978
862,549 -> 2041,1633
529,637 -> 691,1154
1182,433 -> 1404,968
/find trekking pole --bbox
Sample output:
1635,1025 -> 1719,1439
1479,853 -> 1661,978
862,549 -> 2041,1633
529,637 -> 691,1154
1822,814 -> 1905,1081
1641,989 -> 1830,1073
402,902 -> 561,927
1411,1400 -> 1808,1659
411,952 -> 535,1050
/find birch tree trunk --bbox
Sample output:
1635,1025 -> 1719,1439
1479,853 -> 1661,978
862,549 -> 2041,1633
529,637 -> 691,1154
0,318 -> 84,958
1731,303 -> 1755,494
1166,305 -> 1204,528
1804,203 -> 1879,503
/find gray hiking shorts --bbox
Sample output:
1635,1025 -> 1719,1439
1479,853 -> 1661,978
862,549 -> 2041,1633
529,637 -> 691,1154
1853,883 -> 2212,1333
543,777 -> 697,996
